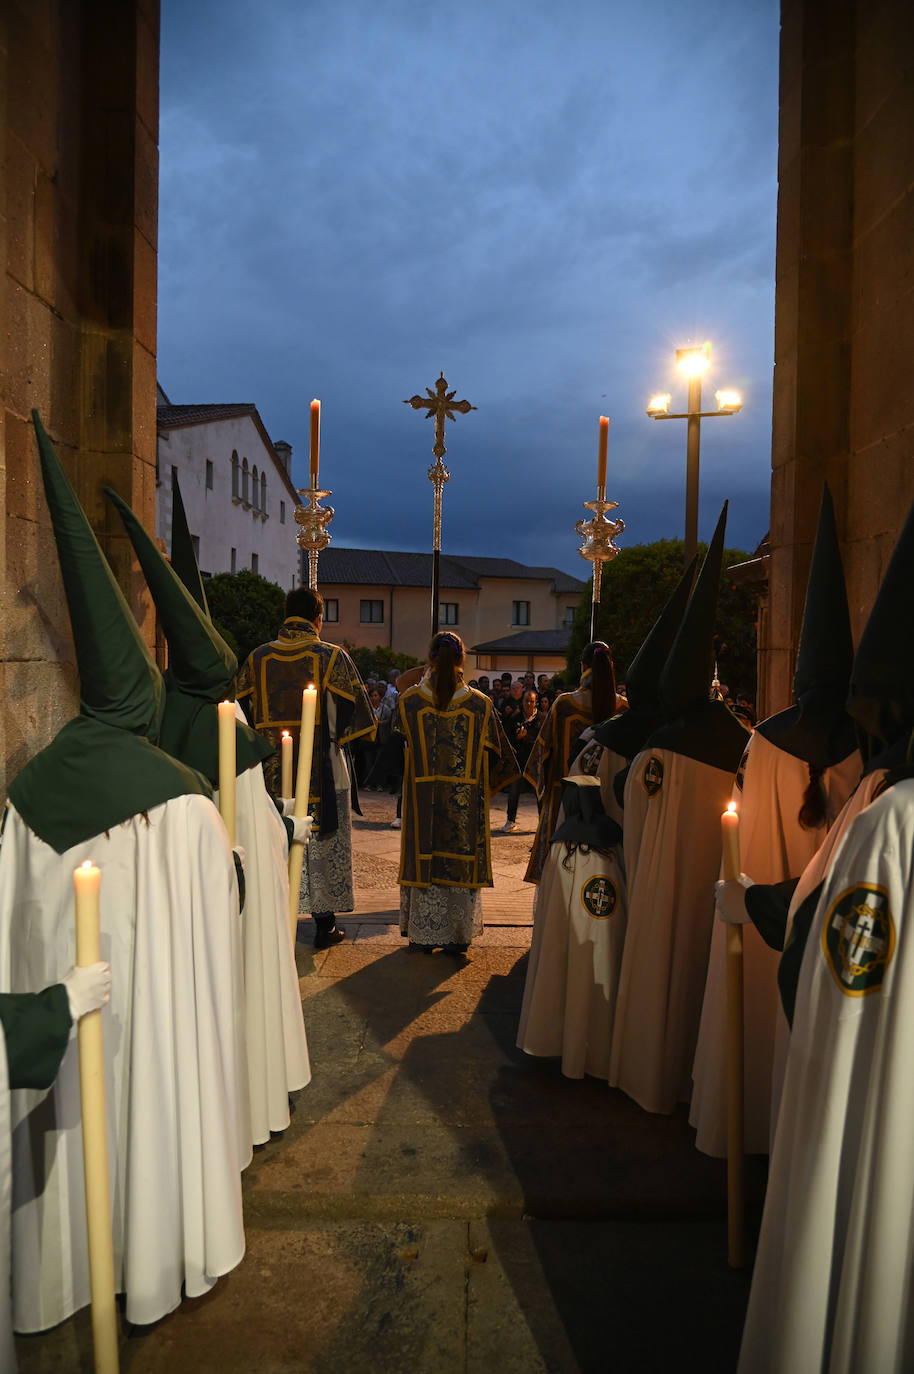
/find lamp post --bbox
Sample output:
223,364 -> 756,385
646,343 -> 742,568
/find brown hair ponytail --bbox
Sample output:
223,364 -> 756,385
429,631 -> 465,709
798,763 -> 827,830
582,641 -> 616,722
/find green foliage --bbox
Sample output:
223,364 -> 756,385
566,538 -> 758,699
204,569 -> 286,665
344,643 -> 423,680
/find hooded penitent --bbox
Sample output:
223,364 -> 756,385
594,554 -> 697,761
846,491 -> 914,765
755,484 -> 856,771
550,776 -> 622,851
105,483 -> 272,786
647,501 -> 749,771
8,413 -> 209,853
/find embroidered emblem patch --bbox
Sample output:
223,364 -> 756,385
577,740 -> 603,776
822,883 -> 895,996
642,755 -> 663,797
581,875 -> 617,919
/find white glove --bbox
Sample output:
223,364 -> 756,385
233,845 -> 247,872
291,814 -> 313,844
280,797 -> 295,817
715,875 -> 755,924
578,725 -> 596,744
61,962 -> 112,1022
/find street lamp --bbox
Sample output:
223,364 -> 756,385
646,343 -> 742,567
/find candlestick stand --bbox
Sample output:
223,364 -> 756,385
575,489 -> 625,642
294,485 -> 334,590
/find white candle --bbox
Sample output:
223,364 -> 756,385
288,686 -> 318,944
73,861 -> 119,1372
281,729 -> 293,798
218,699 -> 236,846
597,416 -> 609,490
721,801 -> 740,881
309,399 -> 320,486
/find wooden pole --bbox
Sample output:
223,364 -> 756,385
73,862 -> 119,1373
288,686 -> 317,945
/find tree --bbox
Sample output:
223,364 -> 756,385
205,569 -> 286,665
566,538 -> 758,700
344,644 -> 423,681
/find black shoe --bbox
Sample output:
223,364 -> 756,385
408,941 -> 435,954
313,923 -> 345,951
442,942 -> 469,956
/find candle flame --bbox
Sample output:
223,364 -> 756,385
727,801 -> 737,814
304,685 -> 317,694
81,859 -> 94,870
282,729 -> 290,738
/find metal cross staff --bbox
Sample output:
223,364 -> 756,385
404,372 -> 477,637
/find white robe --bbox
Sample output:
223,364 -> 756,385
0,1027 -> 13,1371
217,725 -> 310,1146
738,776 -> 914,1374
0,795 -> 251,1332
609,747 -> 733,1114
689,736 -> 861,1156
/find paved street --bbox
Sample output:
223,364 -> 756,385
18,788 -> 765,1373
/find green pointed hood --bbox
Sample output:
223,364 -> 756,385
170,469 -> 209,613
648,502 -> 750,771
594,555 -> 697,760
8,414 -> 211,853
757,484 -> 857,769
847,492 -> 914,750
105,484 -> 273,784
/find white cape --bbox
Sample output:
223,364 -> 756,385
0,795 -> 251,1332
738,776 -> 914,1374
517,837 -> 626,1080
217,744 -> 310,1145
0,1025 -> 13,1371
610,748 -> 733,1114
690,735 -> 861,1156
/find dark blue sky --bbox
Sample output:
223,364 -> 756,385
158,0 -> 780,575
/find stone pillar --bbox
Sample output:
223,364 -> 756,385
0,0 -> 160,797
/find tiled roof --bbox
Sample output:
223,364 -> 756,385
470,629 -> 572,654
157,403 -> 259,427
317,547 -> 585,593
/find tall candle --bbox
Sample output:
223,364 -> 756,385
218,699 -> 236,846
74,862 -> 119,1372
721,801 -> 740,881
309,399 -> 320,486
288,685 -> 318,944
281,729 -> 293,798
597,416 -> 609,490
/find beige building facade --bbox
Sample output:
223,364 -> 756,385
315,549 -> 585,673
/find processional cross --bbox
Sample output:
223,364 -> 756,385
404,372 -> 476,636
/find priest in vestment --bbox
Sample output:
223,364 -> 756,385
0,414 -> 250,1332
106,480 -> 311,1146
691,485 -> 861,1157
738,494 -> 914,1374
397,632 -> 518,952
238,585 -> 375,949
608,503 -> 750,1115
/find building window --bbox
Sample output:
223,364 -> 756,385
191,534 -> 200,560
242,458 -> 250,505
251,552 -> 259,573
230,547 -> 237,574
324,598 -> 339,623
205,459 -> 213,491
512,601 -> 530,626
251,465 -> 259,510
562,605 -> 576,629
280,500 -> 286,524
260,473 -> 267,511
360,599 -> 384,624
439,602 -> 459,625
231,451 -> 239,500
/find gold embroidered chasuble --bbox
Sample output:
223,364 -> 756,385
523,684 -> 595,884
397,682 -> 518,889
237,618 -> 375,834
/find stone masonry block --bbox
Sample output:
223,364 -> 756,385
5,4 -> 56,172
850,292 -> 914,450
0,658 -> 78,797
4,511 -> 71,665
851,189 -> 914,337
5,137 -> 36,292
133,228 -> 157,354
134,118 -> 158,248
854,83 -> 914,241
3,284 -> 52,420
3,410 -> 41,524
34,167 -> 80,320
855,0 -> 914,132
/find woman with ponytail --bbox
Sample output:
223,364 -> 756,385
395,632 -> 519,953
523,641 -> 624,885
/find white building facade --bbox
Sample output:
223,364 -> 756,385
156,400 -> 302,590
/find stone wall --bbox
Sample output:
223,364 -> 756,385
0,0 -> 159,797
765,0 -> 914,712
